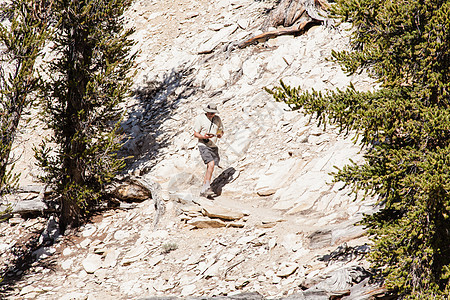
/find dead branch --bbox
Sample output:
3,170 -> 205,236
239,19 -> 320,48
240,0 -> 330,48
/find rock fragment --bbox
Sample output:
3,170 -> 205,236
188,217 -> 227,228
82,254 -> 102,274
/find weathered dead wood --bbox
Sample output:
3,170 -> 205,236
128,176 -> 165,230
1,198 -> 49,216
107,176 -> 165,228
262,0 -> 329,30
1,186 -> 54,216
240,0 -> 330,48
239,19 -> 320,48
18,185 -> 45,193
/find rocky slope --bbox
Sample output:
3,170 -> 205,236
0,0 -> 383,299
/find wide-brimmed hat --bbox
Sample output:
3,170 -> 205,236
203,103 -> 219,114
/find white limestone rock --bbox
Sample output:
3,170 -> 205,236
209,23 -> 225,31
94,268 -> 109,281
205,75 -> 227,90
103,248 -> 120,268
255,158 -> 298,196
237,18 -> 250,30
277,263 -> 299,277
79,238 -> 91,248
226,128 -> 253,163
241,57 -> 261,80
113,230 -> 131,241
187,217 -> 227,228
147,254 -> 165,266
273,171 -> 332,210
167,172 -> 200,193
181,283 -> 197,296
169,191 -> 197,205
82,254 -> 103,274
61,259 -> 73,270
198,24 -> 238,54
201,203 -> 244,221
81,224 -> 96,237
122,245 -> 148,266
266,53 -> 294,75
59,292 -> 88,300
143,229 -> 169,241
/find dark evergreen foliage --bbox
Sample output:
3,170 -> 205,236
266,0 -> 450,298
36,0 -> 136,231
0,0 -> 46,198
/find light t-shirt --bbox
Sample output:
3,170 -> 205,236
193,113 -> 224,148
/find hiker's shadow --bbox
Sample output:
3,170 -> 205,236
210,167 -> 237,196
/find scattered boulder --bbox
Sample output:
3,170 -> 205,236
108,182 -> 150,202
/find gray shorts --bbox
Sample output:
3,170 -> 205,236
198,144 -> 220,165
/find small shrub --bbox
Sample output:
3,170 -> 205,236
161,242 -> 178,254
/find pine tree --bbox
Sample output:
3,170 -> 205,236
36,0 -> 136,231
266,0 -> 450,298
0,0 -> 46,198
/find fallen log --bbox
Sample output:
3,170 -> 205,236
18,185 -> 46,194
0,198 -> 50,216
12,199 -> 47,214
1,185 -> 55,216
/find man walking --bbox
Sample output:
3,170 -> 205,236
193,103 -> 224,197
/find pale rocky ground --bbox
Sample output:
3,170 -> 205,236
1,0 -> 381,299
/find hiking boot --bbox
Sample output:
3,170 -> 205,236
200,188 -> 214,198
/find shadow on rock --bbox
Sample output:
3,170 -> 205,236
0,216 -> 58,297
120,66 -> 196,173
210,167 -> 237,196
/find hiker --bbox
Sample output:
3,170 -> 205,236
193,103 -> 224,197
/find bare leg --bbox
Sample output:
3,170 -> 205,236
204,160 -> 215,184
